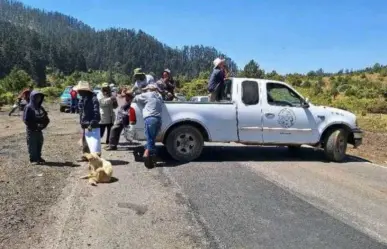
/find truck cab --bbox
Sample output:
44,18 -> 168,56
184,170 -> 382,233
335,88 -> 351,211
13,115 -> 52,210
129,77 -> 363,163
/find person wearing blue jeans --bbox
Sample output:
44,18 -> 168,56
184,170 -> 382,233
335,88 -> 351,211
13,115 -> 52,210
144,116 -> 162,155
133,83 -> 163,168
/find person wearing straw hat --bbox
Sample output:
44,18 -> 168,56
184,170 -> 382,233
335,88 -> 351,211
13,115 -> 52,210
132,82 -> 163,168
74,80 -> 101,161
207,58 -> 226,102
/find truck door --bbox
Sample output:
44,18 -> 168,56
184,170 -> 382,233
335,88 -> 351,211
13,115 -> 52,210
262,82 -> 319,144
236,80 -> 264,143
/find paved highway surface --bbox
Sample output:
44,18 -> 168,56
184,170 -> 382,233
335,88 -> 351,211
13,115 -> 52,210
34,135 -> 387,248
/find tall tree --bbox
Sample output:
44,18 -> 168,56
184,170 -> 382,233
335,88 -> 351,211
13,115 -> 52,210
240,60 -> 265,78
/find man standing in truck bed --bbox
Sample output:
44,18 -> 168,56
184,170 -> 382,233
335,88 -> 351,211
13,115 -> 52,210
207,58 -> 226,102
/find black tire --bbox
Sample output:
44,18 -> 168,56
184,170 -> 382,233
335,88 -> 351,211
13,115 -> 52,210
165,125 -> 204,162
60,106 -> 66,112
324,128 -> 348,162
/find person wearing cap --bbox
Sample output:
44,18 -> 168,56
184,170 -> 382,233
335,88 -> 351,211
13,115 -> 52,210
156,69 -> 176,101
98,83 -> 117,144
74,80 -> 101,161
131,68 -> 154,95
208,58 -> 226,102
132,81 -> 163,168
106,90 -> 134,151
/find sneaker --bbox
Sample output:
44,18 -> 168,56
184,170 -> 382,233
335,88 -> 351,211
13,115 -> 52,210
38,158 -> 46,163
143,156 -> 155,169
29,161 -> 39,166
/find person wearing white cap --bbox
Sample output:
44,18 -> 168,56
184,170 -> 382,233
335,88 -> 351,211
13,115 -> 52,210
132,81 -> 164,168
207,58 -> 226,102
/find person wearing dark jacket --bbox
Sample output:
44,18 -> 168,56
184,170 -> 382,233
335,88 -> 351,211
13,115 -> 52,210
74,81 -> 101,161
23,90 -> 50,165
106,90 -> 133,151
207,58 -> 226,102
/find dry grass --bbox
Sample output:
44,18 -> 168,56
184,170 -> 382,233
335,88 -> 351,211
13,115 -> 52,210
357,113 -> 387,132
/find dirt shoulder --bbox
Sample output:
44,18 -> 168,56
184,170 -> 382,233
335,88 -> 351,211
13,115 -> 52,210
347,131 -> 387,165
0,105 -> 82,249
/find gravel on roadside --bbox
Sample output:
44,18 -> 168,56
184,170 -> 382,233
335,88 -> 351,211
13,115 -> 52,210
0,107 -> 82,249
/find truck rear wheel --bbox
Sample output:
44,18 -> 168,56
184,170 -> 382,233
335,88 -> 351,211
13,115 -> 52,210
324,128 -> 348,162
165,125 -> 204,162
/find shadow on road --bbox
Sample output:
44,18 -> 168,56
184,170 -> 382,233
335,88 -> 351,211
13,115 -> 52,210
156,145 -> 370,167
44,161 -> 80,167
109,159 -> 129,166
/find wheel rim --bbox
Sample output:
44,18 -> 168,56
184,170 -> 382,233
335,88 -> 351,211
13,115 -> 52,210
175,133 -> 196,155
335,134 -> 346,155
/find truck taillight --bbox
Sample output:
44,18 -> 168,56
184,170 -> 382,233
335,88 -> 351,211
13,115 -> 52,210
129,107 -> 136,125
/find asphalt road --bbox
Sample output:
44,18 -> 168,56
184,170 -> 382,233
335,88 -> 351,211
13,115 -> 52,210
34,136 -> 387,248
155,143 -> 387,249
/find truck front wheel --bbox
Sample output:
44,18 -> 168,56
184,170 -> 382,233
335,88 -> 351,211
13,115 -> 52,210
323,128 -> 348,162
165,125 -> 204,162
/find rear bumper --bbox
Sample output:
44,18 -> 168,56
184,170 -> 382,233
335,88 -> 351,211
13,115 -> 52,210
352,128 -> 363,148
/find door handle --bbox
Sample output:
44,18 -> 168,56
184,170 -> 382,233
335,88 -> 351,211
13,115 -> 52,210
265,113 -> 275,118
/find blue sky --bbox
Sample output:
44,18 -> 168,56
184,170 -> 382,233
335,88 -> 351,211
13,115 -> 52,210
20,0 -> 387,74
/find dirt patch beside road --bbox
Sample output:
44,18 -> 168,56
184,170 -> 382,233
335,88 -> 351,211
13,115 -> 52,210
0,106 -> 81,249
347,131 -> 387,165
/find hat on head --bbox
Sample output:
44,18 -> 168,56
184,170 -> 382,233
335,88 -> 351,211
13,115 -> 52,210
101,82 -> 109,88
163,69 -> 171,75
213,58 -> 225,68
133,68 -> 146,77
73,80 -> 92,92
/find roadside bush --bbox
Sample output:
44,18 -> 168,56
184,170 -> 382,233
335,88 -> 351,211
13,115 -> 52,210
38,86 -> 63,100
366,99 -> 387,114
0,92 -> 16,105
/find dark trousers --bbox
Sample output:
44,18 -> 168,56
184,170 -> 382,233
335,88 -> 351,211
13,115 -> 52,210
70,98 -> 78,113
109,123 -> 124,147
100,124 -> 112,144
27,130 -> 44,162
144,117 -> 162,156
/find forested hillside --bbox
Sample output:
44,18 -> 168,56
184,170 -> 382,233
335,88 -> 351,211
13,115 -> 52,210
0,0 -> 237,86
0,0 -> 387,132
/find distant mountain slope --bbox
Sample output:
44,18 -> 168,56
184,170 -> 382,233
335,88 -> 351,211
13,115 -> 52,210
0,0 -> 237,85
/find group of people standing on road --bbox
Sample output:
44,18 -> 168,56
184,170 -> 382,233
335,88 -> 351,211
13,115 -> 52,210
15,57 -> 228,167
73,68 -> 170,167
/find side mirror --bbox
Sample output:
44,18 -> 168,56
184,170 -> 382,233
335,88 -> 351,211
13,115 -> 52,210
302,98 -> 310,108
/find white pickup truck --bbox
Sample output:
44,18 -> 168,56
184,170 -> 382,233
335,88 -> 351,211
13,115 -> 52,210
128,77 -> 363,163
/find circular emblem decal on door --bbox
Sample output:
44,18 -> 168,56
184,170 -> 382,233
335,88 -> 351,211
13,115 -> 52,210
278,108 -> 296,128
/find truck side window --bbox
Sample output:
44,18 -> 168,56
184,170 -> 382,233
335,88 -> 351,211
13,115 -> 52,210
241,81 -> 259,105
266,82 -> 303,107
223,79 -> 233,101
